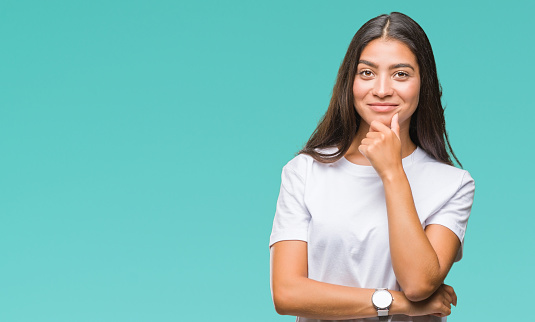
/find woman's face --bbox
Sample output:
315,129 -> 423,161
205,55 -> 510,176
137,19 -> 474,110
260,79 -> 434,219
353,38 -> 421,130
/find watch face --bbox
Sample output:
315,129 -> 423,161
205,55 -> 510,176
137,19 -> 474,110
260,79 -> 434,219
372,290 -> 393,308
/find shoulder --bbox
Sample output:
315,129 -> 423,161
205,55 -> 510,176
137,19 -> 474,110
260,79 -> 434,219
412,148 -> 475,193
282,146 -> 338,180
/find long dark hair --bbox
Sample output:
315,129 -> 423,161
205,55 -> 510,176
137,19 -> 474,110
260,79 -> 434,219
298,12 -> 461,167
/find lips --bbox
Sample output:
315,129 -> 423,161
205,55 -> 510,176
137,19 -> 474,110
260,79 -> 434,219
368,103 -> 399,113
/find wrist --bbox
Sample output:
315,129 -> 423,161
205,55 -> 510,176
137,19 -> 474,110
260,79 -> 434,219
379,165 -> 406,183
389,291 -> 411,316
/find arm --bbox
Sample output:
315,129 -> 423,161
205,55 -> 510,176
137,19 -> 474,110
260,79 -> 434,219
383,170 -> 461,301
359,115 -> 462,301
270,240 -> 456,319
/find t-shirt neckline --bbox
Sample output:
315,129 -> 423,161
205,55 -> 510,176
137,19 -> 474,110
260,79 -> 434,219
338,146 -> 423,176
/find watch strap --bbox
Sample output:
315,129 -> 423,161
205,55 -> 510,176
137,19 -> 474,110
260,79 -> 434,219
378,309 -> 389,317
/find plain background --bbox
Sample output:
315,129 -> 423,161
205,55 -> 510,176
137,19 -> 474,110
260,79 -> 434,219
1,0 -> 533,321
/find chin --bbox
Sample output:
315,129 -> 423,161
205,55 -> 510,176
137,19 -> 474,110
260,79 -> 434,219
370,114 -> 394,126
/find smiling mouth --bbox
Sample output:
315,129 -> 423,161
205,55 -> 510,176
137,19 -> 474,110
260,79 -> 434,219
368,104 -> 399,113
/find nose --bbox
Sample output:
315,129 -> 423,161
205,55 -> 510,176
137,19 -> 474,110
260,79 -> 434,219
372,76 -> 394,98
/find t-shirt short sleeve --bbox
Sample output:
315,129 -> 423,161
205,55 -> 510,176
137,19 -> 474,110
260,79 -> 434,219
424,170 -> 475,262
269,161 -> 311,247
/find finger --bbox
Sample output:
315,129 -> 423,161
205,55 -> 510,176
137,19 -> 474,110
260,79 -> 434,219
443,298 -> 451,309
369,120 -> 390,133
365,131 -> 383,139
358,145 -> 366,156
443,284 -> 454,293
437,303 -> 451,317
442,289 -> 453,304
360,138 -> 375,146
390,113 -> 400,139
443,284 -> 457,306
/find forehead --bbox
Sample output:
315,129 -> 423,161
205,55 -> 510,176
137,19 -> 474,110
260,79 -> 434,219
359,39 -> 418,69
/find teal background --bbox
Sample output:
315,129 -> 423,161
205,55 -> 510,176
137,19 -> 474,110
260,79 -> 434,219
1,0 -> 533,321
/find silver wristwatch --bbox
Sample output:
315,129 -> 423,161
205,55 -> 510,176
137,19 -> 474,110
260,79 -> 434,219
371,288 -> 393,322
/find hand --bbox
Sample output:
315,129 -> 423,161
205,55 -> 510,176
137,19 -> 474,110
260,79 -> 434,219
408,284 -> 458,317
358,113 -> 402,179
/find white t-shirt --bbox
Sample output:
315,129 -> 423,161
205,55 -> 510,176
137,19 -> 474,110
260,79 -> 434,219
269,146 -> 475,322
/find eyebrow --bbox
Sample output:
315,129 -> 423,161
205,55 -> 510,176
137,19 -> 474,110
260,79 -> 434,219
358,60 -> 415,71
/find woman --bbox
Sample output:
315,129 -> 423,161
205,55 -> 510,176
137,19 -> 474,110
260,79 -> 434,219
269,12 -> 475,322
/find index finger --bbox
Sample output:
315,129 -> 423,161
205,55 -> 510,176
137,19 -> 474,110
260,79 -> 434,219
369,120 -> 390,133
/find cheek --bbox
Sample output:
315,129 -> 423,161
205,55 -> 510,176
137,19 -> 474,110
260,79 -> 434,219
352,80 -> 368,102
400,82 -> 420,104
399,84 -> 420,124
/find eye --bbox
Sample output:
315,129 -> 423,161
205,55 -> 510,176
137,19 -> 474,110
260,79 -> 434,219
359,70 -> 374,78
394,71 -> 409,78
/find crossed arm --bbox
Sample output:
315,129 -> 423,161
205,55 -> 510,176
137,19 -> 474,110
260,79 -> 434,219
270,224 -> 459,319
270,119 -> 461,319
